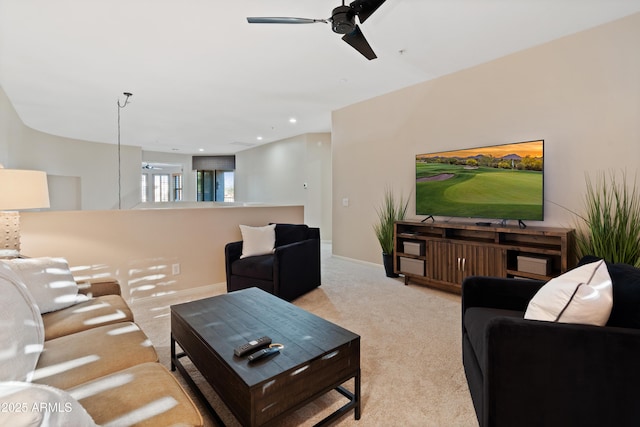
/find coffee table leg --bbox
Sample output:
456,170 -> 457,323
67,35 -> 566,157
170,334 -> 176,371
355,369 -> 361,420
171,335 -> 227,427
320,372 -> 361,425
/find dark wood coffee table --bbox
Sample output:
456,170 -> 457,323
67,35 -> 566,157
170,287 -> 361,426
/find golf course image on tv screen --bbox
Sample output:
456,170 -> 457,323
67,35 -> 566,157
415,140 -> 544,220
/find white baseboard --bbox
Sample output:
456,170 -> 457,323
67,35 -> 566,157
129,282 -> 227,304
329,254 -> 384,269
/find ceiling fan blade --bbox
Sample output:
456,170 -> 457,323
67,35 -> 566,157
342,25 -> 377,60
350,0 -> 387,23
247,17 -> 327,24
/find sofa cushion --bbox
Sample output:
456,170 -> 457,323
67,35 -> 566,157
4,257 -> 85,314
464,307 -> 524,375
69,362 -> 203,427
33,322 -> 158,390
239,224 -> 276,259
0,262 -> 44,382
42,294 -> 134,341
524,260 -> 612,326
0,381 -> 97,426
579,255 -> 640,329
231,254 -> 274,281
274,223 -> 310,247
77,278 -> 122,297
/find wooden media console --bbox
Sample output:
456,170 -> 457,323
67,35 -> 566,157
394,220 -> 576,294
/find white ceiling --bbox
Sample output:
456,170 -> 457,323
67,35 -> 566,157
2,0 -> 640,155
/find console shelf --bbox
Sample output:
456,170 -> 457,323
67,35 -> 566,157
394,220 -> 576,294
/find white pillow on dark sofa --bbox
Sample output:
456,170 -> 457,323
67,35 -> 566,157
524,260 -> 613,326
4,257 -> 84,314
239,224 -> 276,259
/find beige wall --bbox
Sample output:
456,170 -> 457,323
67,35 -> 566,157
235,132 -> 332,239
332,13 -> 640,264
0,83 -> 22,166
20,205 -> 303,302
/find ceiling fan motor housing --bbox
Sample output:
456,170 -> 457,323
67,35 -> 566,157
331,5 -> 356,34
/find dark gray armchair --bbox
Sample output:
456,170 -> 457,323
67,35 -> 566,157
461,256 -> 640,427
224,223 -> 321,301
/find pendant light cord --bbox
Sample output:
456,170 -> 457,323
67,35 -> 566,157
117,92 -> 132,210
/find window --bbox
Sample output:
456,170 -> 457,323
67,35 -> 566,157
197,170 -> 234,202
223,171 -> 234,202
142,163 -> 183,203
154,174 -> 170,202
141,174 -> 148,202
173,174 -> 183,201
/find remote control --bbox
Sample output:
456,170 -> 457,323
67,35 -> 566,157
234,336 -> 272,357
247,346 -> 280,363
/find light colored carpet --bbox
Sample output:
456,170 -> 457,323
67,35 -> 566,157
130,243 -> 478,426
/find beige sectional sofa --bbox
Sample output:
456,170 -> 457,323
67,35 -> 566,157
0,258 -> 203,426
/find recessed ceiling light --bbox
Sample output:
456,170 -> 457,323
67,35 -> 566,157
289,117 -> 297,124
257,136 -> 263,141
198,148 -> 204,152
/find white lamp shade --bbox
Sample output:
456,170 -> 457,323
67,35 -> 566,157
0,169 -> 50,210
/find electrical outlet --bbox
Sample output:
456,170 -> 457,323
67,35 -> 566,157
172,263 -> 181,275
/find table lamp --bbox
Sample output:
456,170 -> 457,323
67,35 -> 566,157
0,166 -> 50,258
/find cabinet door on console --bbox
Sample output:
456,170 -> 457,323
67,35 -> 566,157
427,240 -> 453,283
428,241 -> 466,284
429,241 -> 505,285
459,244 -> 506,280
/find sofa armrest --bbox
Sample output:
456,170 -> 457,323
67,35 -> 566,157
308,227 -> 320,240
225,241 -> 243,282
273,238 -> 321,301
225,241 -> 243,261
482,317 -> 640,426
76,278 -> 121,297
462,276 -> 545,314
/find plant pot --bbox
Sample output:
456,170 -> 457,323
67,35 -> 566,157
382,252 -> 399,278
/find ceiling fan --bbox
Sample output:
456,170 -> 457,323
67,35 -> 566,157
142,163 -> 162,170
247,0 -> 387,60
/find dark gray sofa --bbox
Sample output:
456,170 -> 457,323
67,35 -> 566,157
225,223 -> 321,301
462,256 -> 640,427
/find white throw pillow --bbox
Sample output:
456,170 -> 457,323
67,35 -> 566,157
5,257 -> 80,314
0,381 -> 97,426
0,262 -> 45,382
524,260 -> 613,326
239,224 -> 276,259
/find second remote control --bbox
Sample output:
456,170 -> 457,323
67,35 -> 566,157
234,336 -> 272,357
247,346 -> 281,363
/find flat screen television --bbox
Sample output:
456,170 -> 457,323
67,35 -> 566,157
415,139 -> 544,221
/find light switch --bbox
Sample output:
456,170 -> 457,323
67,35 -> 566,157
342,197 -> 349,207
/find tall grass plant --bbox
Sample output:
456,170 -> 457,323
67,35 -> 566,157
374,188 -> 409,255
575,170 -> 640,267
